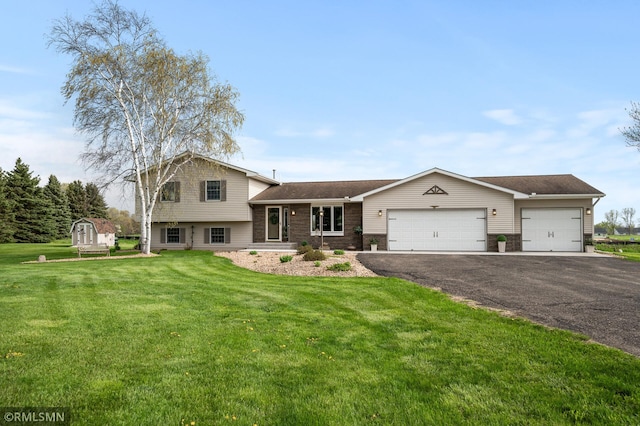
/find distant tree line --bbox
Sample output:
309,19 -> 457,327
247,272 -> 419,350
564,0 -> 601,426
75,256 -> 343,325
596,208 -> 636,235
0,158 -> 110,243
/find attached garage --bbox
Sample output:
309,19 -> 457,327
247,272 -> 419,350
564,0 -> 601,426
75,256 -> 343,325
388,209 -> 487,251
521,208 -> 582,252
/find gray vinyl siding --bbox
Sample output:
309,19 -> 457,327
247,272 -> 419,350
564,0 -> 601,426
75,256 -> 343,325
150,222 -> 253,251
363,173 -> 515,235
147,159 -> 256,222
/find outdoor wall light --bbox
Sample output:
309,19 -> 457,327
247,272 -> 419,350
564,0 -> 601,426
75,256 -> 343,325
291,210 -> 296,216
492,209 -> 497,216
586,208 -> 592,215
378,210 -> 383,217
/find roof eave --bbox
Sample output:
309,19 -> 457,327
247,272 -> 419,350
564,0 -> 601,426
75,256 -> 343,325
525,193 -> 606,199
352,167 -> 528,201
250,197 -> 353,205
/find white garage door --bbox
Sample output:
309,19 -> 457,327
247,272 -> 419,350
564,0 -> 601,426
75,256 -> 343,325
388,209 -> 486,251
522,208 -> 582,252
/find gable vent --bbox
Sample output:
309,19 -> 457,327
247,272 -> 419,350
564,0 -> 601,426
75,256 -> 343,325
423,185 -> 448,195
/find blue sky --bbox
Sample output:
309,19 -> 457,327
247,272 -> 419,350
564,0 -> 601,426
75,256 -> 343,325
1,0 -> 639,223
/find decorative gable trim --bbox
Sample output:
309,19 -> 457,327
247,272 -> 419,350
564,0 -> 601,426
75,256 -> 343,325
423,185 -> 448,195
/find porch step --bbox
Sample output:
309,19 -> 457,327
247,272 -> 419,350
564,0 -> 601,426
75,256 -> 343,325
246,242 -> 298,251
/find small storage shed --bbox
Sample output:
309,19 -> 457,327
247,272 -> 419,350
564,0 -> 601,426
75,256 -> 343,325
70,218 -> 117,247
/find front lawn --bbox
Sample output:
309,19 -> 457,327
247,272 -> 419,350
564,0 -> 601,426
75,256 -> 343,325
1,244 -> 639,425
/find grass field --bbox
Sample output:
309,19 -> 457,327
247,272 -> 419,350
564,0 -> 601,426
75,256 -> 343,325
1,243 -> 640,425
596,235 -> 640,261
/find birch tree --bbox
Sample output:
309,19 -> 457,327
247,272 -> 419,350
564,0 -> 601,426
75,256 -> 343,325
48,0 -> 243,254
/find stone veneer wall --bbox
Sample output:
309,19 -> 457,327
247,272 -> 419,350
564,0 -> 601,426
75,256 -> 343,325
253,203 -> 364,250
487,234 -> 521,252
362,234 -> 387,251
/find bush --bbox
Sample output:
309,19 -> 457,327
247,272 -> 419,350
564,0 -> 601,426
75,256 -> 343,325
249,250 -> 258,255
333,249 -> 345,255
303,249 -> 326,262
280,255 -> 293,263
497,235 -> 507,242
297,244 -> 313,255
327,262 -> 351,272
314,261 -> 321,267
301,241 -> 308,246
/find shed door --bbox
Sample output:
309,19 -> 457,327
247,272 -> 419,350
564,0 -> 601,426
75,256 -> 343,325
388,209 -> 486,251
521,208 -> 582,252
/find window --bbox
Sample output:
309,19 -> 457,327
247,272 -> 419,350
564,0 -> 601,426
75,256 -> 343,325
200,180 -> 226,202
207,180 -> 221,201
311,205 -> 344,235
211,227 -> 225,244
161,182 -> 180,202
162,228 -> 184,244
166,228 -> 180,243
204,227 -> 230,244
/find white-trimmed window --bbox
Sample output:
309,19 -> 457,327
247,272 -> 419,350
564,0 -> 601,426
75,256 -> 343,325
161,227 -> 185,244
204,227 -> 231,244
311,205 -> 344,236
161,181 -> 180,202
200,180 -> 227,201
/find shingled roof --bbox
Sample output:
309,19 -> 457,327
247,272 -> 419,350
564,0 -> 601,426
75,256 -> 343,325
82,218 -> 117,234
250,179 -> 398,202
250,172 -> 603,202
474,174 -> 604,196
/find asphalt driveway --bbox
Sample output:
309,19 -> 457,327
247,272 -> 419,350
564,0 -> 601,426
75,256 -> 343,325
357,253 -> 640,357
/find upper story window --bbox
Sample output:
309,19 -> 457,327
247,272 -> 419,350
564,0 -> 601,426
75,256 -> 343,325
200,180 -> 227,202
207,180 -> 221,200
311,205 -> 344,236
161,181 -> 180,202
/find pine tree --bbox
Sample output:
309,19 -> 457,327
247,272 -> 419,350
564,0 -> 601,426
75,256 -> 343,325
0,168 -> 16,243
66,180 -> 88,220
5,158 -> 56,243
43,175 -> 73,239
86,183 -> 108,218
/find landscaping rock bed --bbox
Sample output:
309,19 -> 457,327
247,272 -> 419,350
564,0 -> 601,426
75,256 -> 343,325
216,251 -> 378,277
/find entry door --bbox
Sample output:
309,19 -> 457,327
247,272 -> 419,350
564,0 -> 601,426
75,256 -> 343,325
77,223 -> 94,245
267,207 -> 281,241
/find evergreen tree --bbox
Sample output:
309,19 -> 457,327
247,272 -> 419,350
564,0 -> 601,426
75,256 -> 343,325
0,168 -> 16,243
5,158 -> 56,243
43,175 -> 73,239
86,183 -> 109,218
66,180 -> 88,220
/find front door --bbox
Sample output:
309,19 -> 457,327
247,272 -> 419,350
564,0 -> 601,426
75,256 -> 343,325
267,206 -> 281,241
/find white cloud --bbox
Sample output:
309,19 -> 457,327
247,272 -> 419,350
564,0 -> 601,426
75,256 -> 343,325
274,126 -> 335,138
0,64 -> 34,75
483,109 -> 522,126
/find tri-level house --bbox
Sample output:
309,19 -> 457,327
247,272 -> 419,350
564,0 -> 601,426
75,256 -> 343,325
141,155 -> 605,252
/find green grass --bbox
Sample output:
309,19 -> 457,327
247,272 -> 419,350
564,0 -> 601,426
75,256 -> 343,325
1,243 -> 640,425
596,236 -> 640,261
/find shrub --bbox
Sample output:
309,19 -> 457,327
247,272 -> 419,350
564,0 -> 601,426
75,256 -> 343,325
249,250 -> 258,255
301,241 -> 308,246
280,255 -> 293,263
327,262 -> 351,272
314,261 -> 321,267
497,235 -> 507,242
333,249 -> 345,255
303,249 -> 326,262
297,244 -> 313,255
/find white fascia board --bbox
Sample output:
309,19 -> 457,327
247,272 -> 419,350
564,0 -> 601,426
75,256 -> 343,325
250,198 -> 352,205
351,167 -> 527,201
526,194 -> 606,199
129,152 -> 280,185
